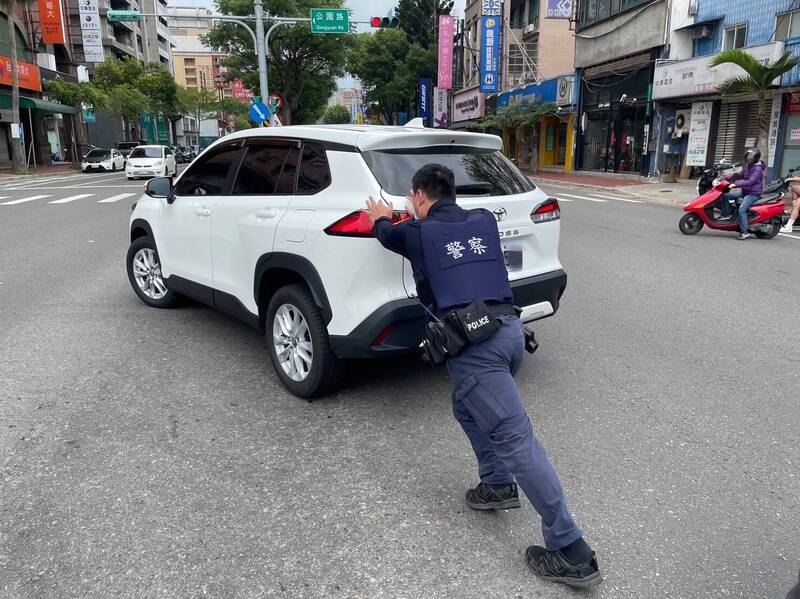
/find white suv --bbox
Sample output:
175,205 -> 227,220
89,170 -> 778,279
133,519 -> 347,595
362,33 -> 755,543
126,125 -> 566,397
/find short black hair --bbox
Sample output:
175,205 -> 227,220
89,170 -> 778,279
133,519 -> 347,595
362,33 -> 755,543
411,163 -> 456,201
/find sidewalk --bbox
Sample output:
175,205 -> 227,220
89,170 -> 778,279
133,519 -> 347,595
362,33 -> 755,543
0,163 -> 77,179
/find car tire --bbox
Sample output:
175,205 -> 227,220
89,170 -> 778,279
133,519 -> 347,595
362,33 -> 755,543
126,236 -> 178,308
266,283 -> 344,398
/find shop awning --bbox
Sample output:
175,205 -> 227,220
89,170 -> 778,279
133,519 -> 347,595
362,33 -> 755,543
0,93 -> 77,114
675,16 -> 723,30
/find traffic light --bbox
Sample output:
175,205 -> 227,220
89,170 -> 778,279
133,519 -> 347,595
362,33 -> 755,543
371,16 -> 399,28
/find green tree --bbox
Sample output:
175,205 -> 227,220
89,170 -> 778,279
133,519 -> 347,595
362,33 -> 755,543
1,0 -> 35,171
712,50 -> 800,159
347,29 -> 436,122
322,104 -> 351,124
395,0 -> 454,49
203,0 -> 351,125
219,97 -> 252,132
44,78 -> 110,161
178,87 -> 219,123
478,100 -> 557,172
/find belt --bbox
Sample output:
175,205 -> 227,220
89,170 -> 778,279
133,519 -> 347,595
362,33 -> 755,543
487,303 -> 518,317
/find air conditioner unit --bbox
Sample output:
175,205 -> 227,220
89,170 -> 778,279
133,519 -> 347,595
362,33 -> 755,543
524,23 -> 537,34
693,25 -> 714,39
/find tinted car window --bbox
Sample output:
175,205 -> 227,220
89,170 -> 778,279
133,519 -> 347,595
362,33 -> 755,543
165,147 -> 172,156
361,146 -> 534,197
130,147 -> 162,159
296,143 -> 331,195
175,144 -> 242,196
232,141 -> 298,195
86,149 -> 111,158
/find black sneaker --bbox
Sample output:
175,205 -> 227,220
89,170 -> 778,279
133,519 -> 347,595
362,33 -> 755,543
465,482 -> 521,511
737,232 -> 753,240
525,545 -> 602,589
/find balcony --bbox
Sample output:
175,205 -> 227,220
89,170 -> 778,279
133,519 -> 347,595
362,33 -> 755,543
782,38 -> 800,87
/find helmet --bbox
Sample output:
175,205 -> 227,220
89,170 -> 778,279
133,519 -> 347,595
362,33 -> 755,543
744,148 -> 761,164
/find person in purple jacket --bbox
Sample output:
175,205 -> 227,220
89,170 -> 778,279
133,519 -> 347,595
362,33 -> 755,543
719,148 -> 764,239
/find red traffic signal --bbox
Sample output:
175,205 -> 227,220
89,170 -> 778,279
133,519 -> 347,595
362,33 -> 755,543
371,16 -> 399,28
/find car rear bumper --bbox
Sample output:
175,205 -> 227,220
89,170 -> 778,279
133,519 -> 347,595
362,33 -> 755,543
329,269 -> 567,359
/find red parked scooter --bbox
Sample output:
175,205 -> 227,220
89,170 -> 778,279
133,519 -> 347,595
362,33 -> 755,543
678,171 -> 791,239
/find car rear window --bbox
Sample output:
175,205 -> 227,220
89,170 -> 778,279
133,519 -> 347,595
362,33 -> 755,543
86,149 -> 110,158
361,146 -> 535,197
130,147 -> 162,158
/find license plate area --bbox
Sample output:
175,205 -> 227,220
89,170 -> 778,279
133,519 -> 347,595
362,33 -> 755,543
504,249 -> 522,271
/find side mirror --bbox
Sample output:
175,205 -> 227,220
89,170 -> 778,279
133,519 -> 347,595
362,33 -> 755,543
145,176 -> 174,203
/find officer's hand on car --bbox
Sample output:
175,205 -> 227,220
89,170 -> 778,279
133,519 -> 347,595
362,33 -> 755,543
365,196 -> 394,223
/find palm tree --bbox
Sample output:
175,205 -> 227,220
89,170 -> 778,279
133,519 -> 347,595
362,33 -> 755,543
1,0 -> 33,172
712,49 -> 800,161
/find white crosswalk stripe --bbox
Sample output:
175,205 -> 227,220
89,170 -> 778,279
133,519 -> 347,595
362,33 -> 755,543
590,193 -> 643,203
1,195 -> 51,205
98,193 -> 135,203
48,193 -> 94,204
557,193 -> 608,203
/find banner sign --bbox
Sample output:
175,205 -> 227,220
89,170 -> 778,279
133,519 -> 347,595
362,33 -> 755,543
433,87 -> 448,128
39,0 -> 66,44
686,101 -> 713,166
767,95 -> 782,168
480,15 -> 500,93
0,57 -> 42,92
546,0 -> 572,19
418,77 -> 431,120
231,80 -> 253,101
452,87 -> 484,122
79,0 -> 104,63
437,15 -> 455,90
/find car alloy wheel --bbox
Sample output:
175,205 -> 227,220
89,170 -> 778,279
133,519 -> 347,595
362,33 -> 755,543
132,247 -> 168,300
272,303 -> 313,382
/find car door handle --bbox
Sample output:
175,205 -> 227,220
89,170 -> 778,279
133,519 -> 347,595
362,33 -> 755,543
195,208 -> 211,217
255,208 -> 277,219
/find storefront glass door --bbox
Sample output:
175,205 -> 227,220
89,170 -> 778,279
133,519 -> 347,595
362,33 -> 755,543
582,110 -> 609,171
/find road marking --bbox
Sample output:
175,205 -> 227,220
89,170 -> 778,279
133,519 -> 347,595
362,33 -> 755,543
556,198 -> 574,201
778,233 -> 800,240
66,175 -> 129,188
4,185 -> 143,190
98,193 -> 135,203
1,173 -> 96,189
0,194 -> 51,205
557,193 -> 609,203
590,193 -> 643,203
48,193 -> 94,204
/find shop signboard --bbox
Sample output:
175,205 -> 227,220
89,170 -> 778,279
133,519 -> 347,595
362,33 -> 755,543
418,78 -> 431,121
652,42 -> 783,100
686,101 -> 713,166
767,96 -> 782,168
556,76 -> 573,106
546,0 -> 572,19
452,87 -> 484,122
437,15 -> 454,89
480,15 -> 500,93
0,57 -> 41,92
79,0 -> 104,63
433,87 -> 449,128
39,0 -> 66,44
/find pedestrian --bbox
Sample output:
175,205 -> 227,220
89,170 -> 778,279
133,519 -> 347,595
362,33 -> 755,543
718,148 -> 764,240
780,176 -> 800,233
364,164 -> 602,589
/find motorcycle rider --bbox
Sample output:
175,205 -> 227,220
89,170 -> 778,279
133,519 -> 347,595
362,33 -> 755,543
718,149 -> 764,240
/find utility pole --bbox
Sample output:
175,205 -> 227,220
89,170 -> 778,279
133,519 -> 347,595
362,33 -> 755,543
253,0 -> 269,102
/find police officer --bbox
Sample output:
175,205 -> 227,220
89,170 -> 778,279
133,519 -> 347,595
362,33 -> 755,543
365,164 -> 602,589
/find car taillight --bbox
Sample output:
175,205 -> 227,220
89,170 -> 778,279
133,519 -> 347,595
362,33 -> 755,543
325,210 -> 410,237
531,199 -> 560,223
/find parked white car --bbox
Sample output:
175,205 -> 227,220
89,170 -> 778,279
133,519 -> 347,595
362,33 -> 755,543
125,145 -> 177,180
82,148 -> 125,172
126,125 -> 566,397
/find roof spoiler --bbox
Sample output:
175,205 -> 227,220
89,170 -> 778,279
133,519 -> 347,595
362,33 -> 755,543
404,118 -> 425,128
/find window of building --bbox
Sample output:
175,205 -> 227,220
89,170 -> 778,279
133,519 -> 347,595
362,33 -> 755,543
776,10 -> 800,41
723,24 -> 747,49
232,141 -> 299,195
528,0 -> 539,26
175,143 -> 243,196
579,0 -> 649,28
296,143 -> 331,195
184,57 -> 195,65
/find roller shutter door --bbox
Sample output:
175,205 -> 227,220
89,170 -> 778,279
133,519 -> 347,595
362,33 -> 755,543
713,101 -> 759,164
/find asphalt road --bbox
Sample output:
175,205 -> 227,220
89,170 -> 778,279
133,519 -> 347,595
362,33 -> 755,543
1,171 -> 799,598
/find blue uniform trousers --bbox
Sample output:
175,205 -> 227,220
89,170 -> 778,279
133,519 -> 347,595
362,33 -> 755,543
447,315 -> 582,550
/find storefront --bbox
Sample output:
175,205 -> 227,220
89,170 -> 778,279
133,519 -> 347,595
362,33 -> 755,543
652,42 -> 785,178
577,53 -> 652,174
497,74 -> 578,173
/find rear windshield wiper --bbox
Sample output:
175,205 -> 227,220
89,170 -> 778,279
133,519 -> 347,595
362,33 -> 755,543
455,182 -> 493,195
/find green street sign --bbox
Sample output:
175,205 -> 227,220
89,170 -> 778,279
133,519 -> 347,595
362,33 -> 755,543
310,8 -> 349,34
107,10 -> 140,22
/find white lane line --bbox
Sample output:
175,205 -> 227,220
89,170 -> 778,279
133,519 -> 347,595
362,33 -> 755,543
98,193 -> 135,203
778,233 -> 800,240
68,175 -> 130,188
557,193 -> 609,203
1,173 -> 97,189
3,185 -> 143,190
590,193 -> 643,203
0,194 -> 52,205
48,193 -> 94,204
556,198 -> 574,202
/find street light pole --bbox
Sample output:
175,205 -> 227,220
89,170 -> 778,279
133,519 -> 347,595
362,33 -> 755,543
253,0 -> 269,102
